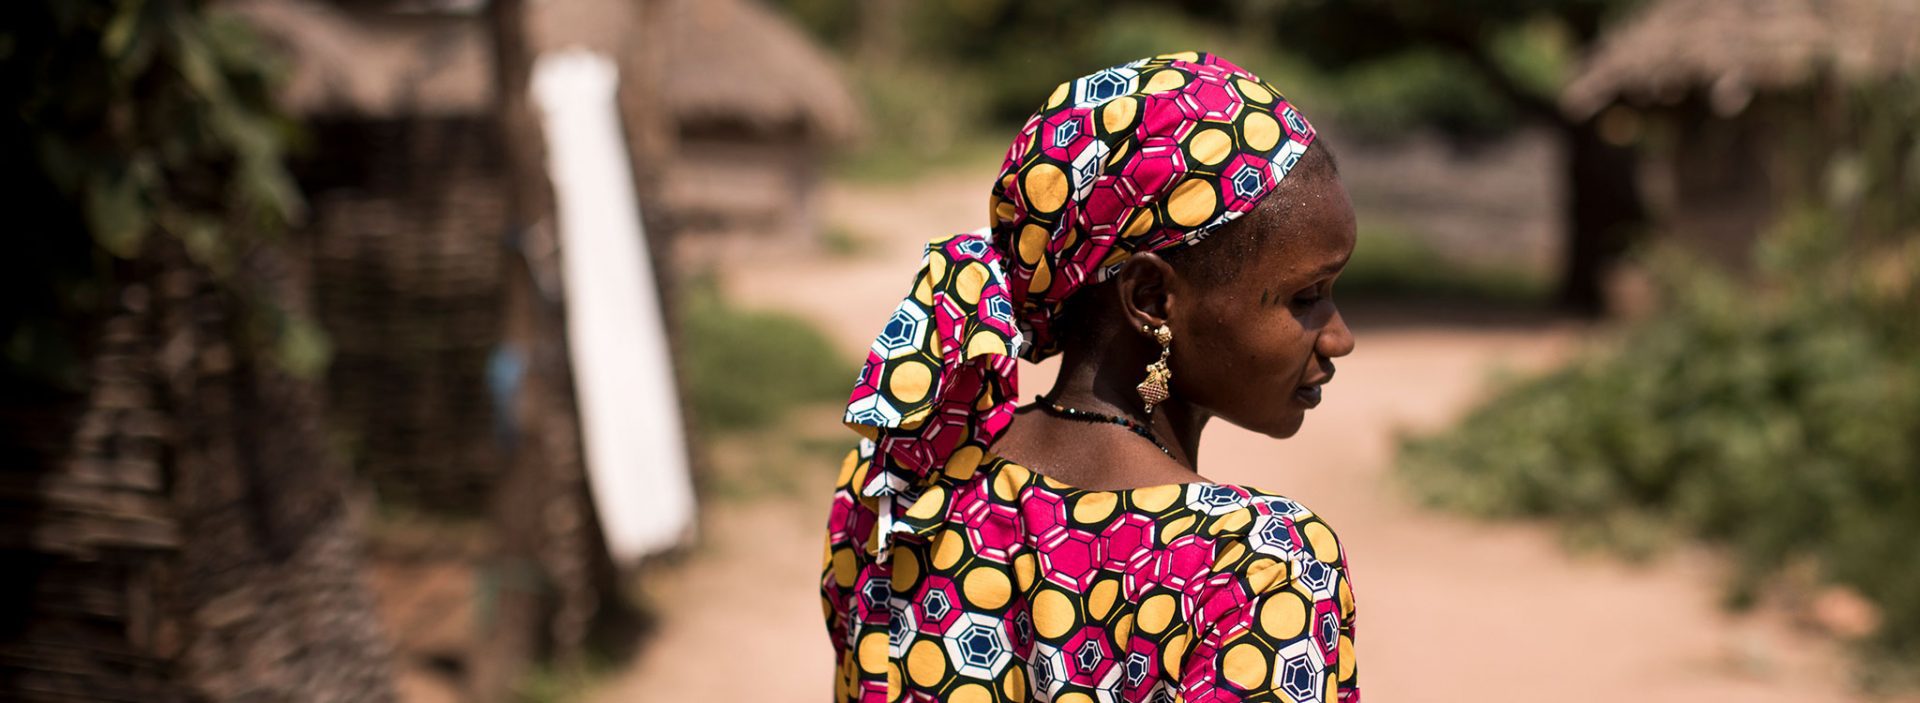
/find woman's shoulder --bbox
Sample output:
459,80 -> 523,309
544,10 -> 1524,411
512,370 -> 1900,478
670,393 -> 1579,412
829,441 -> 1352,571
1177,482 -> 1355,639
1200,483 -> 1351,576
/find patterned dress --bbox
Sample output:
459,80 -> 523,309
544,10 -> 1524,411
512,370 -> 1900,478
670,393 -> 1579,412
821,440 -> 1360,703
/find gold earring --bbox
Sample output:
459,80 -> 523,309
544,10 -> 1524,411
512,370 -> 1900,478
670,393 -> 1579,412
1136,324 -> 1173,416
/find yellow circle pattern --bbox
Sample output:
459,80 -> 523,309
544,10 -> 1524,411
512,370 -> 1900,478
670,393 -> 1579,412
954,262 -> 989,305
1132,484 -> 1179,512
1189,128 -> 1233,166
907,640 -> 945,685
951,683 -> 993,703
887,361 -> 932,404
931,528 -> 966,570
1100,97 -> 1138,134
822,455 -> 1360,701
1018,224 -> 1048,264
1242,111 -> 1281,151
1072,493 -> 1117,523
1137,594 -> 1176,634
1144,70 -> 1187,93
1166,178 -> 1218,227
1235,77 -> 1274,103
1258,590 -> 1307,639
1032,589 -> 1078,639
824,51 -> 1348,702
963,567 -> 1011,610
1022,163 -> 1069,214
1221,642 -> 1269,690
1304,522 -> 1341,563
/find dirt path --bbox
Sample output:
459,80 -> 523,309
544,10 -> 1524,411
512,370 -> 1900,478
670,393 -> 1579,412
589,173 -> 1899,703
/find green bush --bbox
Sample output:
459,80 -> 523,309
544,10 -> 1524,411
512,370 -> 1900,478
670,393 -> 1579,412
1397,217 -> 1920,667
678,279 -> 850,433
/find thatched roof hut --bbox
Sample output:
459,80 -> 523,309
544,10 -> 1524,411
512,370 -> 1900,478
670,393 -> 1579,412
1562,0 -> 1920,119
220,0 -> 860,694
1560,0 -> 1920,270
225,0 -> 494,117
650,0 -> 862,142
232,0 -> 860,139
643,0 -> 863,255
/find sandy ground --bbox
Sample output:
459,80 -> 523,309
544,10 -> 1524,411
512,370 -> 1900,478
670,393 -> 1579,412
588,171 -> 1904,702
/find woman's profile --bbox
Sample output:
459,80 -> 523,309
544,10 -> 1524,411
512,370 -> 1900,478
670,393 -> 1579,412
822,52 -> 1360,703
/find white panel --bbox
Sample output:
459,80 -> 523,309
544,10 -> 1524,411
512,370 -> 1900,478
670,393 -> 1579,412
532,49 -> 695,563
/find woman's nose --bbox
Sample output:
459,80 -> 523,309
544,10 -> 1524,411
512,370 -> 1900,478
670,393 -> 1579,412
1320,307 -> 1355,358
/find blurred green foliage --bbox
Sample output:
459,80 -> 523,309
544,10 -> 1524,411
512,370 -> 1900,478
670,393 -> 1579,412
778,0 -> 1596,149
3,0 -> 305,391
1398,213 -> 1920,666
678,277 -> 850,433
776,0 -> 1649,308
1399,77 -> 1920,673
513,655 -> 617,703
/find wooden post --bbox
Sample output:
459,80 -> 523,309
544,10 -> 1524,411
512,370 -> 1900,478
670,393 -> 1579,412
475,0 -> 592,697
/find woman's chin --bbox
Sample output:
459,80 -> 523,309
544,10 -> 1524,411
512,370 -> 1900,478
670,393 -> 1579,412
1242,408 -> 1306,440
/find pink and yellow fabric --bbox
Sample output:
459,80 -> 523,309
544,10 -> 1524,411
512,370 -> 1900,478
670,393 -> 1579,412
826,52 -> 1356,703
822,447 -> 1360,703
841,51 -> 1319,516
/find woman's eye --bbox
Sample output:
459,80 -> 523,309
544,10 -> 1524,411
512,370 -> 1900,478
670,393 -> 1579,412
1290,292 -> 1322,307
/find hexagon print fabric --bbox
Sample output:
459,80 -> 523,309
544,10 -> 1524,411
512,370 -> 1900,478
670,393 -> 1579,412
839,52 -> 1320,537
827,50 -> 1352,703
820,445 -> 1362,703
987,51 -> 1317,360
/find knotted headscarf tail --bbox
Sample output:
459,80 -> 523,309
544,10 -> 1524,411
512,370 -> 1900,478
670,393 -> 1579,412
842,51 -> 1318,559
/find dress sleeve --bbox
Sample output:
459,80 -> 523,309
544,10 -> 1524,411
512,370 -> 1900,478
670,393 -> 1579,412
1180,507 -> 1359,703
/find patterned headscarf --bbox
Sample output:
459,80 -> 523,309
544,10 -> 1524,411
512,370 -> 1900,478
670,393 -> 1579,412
842,52 -> 1317,555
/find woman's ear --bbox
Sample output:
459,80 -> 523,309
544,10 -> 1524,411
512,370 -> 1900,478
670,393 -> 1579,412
1115,252 -> 1178,333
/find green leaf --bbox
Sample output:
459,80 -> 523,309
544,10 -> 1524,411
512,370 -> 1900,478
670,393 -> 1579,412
275,313 -> 333,379
84,167 -> 148,257
160,209 -> 230,274
101,0 -> 147,60
168,10 -> 222,100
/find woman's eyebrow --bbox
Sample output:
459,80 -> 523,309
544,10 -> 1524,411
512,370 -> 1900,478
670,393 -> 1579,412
1310,257 -> 1349,277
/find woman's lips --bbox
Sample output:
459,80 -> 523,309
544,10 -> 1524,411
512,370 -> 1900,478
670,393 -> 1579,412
1294,384 -> 1323,408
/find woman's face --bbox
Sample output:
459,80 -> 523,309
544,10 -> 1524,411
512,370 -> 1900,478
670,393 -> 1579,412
1170,174 -> 1357,439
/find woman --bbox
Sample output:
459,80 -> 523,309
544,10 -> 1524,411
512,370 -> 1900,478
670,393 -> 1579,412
823,52 -> 1359,703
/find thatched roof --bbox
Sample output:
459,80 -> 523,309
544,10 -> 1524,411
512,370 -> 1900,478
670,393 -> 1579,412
231,0 -> 861,140
1562,0 -> 1920,119
650,0 -> 863,141
225,0 -> 494,117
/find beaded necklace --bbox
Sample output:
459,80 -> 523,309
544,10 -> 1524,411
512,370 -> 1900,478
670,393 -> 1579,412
1036,396 -> 1174,457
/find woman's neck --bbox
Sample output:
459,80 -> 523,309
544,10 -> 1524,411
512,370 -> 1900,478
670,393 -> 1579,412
1046,347 -> 1208,461
988,348 -> 1211,490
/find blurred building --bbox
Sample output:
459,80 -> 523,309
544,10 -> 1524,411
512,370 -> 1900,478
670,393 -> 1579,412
229,0 -> 504,516
221,0 -> 859,699
651,0 -> 862,258
1562,0 -> 1920,266
1,0 -> 857,696
0,252 -> 396,702
228,0 -> 640,700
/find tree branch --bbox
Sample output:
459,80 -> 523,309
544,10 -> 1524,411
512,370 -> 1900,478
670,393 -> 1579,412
1350,4 -> 1571,126
1431,28 -> 1567,125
